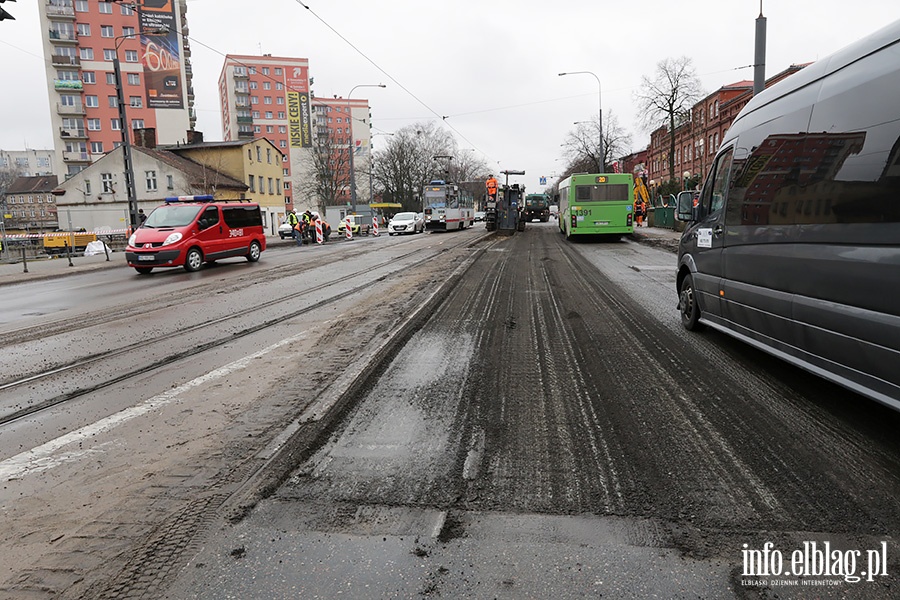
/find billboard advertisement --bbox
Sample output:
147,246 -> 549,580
139,1 -> 184,109
288,91 -> 312,148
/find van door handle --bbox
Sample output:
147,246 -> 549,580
713,225 -> 724,236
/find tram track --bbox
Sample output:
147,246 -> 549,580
0,231 -> 492,427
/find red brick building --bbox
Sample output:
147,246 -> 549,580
646,64 -> 808,192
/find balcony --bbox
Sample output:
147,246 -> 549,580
54,79 -> 83,91
51,55 -> 80,68
56,102 -> 86,115
234,86 -> 249,95
236,116 -> 253,124
62,151 -> 91,163
237,130 -> 255,139
59,127 -> 88,139
45,2 -> 75,19
49,29 -> 78,43
232,69 -> 249,80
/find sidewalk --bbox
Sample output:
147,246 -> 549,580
0,235 -> 294,287
630,225 -> 682,253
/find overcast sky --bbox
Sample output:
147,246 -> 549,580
1,1 -> 897,192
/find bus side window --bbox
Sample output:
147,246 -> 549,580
706,147 -> 734,215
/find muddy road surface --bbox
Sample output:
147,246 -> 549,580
163,223 -> 900,599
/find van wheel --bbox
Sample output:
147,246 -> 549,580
184,247 -> 203,272
246,240 -> 262,262
135,267 -> 153,275
679,273 -> 704,331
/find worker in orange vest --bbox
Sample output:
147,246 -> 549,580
485,175 -> 498,201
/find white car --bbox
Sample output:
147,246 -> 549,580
278,220 -> 295,239
388,212 -> 424,235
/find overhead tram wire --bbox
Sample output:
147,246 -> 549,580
292,1 -> 487,158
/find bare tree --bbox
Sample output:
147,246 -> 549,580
635,56 -> 704,182
295,127 -> 351,215
562,111 -> 632,173
372,122 -> 460,212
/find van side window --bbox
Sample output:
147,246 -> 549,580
700,147 -> 734,216
198,206 -> 219,230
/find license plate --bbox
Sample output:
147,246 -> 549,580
138,254 -> 154,261
595,221 -> 610,225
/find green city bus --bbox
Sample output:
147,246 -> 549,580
558,173 -> 634,240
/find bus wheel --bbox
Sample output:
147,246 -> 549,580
246,240 -> 262,262
184,247 -> 203,272
135,267 -> 153,275
679,273 -> 704,331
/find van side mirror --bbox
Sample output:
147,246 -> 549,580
676,191 -> 697,221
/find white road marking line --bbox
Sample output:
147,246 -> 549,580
0,333 -> 307,481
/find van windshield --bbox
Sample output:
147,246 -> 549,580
143,205 -> 203,228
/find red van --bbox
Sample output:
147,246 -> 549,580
125,196 -> 266,274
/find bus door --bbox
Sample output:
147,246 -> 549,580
686,147 -> 734,318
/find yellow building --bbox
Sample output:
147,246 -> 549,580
169,138 -> 286,231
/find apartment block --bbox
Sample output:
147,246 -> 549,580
218,54 -> 374,212
38,0 -> 196,180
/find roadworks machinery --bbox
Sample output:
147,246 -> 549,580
485,170 -> 526,234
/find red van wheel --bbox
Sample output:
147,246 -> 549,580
183,247 -> 203,272
246,240 -> 261,262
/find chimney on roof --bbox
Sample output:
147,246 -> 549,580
186,130 -> 204,144
133,128 -> 157,149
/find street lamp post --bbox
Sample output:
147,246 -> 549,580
559,71 -> 603,172
347,83 -> 385,214
113,33 -> 140,231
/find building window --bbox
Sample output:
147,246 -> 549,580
99,1 -> 113,14
274,68 -> 282,75
250,96 -> 258,104
276,97 -> 284,105
84,180 -> 92,195
108,95 -> 118,108
103,49 -> 116,61
87,118 -> 101,131
124,50 -> 138,62
91,141 -> 104,154
145,170 -> 157,191
265,111 -> 273,119
120,4 -> 134,16
101,25 -> 114,38
278,125 -> 286,134
264,96 -> 272,105
252,110 -> 260,118
276,82 -> 283,90
248,66 -> 256,74
258,175 -> 264,192
262,67 -> 269,75
79,47 -> 94,60
122,26 -> 135,38
111,118 -> 121,130
265,125 -> 274,133
256,146 -> 262,161
82,71 -> 96,84
106,72 -> 116,85
101,173 -> 114,193
266,148 -> 272,163
268,178 -> 274,194
75,0 -> 88,12
263,81 -> 271,90
77,23 -> 91,36
85,95 -> 99,107
167,175 -> 174,190
254,126 -> 261,133
129,96 -> 142,108
278,111 -> 285,119
127,73 -> 140,85
248,175 -> 255,192
249,81 -> 257,89
132,119 -> 144,129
